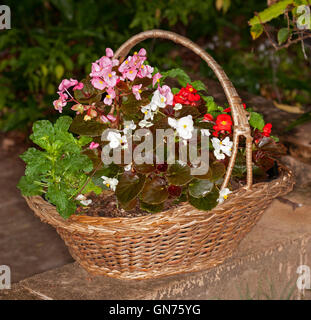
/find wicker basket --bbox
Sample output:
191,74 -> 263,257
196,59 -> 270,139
24,30 -> 294,280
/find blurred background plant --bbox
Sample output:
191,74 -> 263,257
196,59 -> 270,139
0,0 -> 310,132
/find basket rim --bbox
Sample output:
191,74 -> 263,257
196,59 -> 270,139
24,163 -> 294,234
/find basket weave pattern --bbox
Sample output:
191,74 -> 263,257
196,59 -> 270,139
25,30 -> 294,280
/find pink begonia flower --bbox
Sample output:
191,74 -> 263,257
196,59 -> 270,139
100,115 -> 110,123
132,84 -> 142,100
152,72 -> 162,87
53,98 -> 66,113
89,142 -> 99,150
118,56 -> 133,73
137,64 -> 154,79
103,71 -> 118,88
107,114 -> 117,122
91,77 -> 106,90
105,48 -> 114,58
90,62 -> 105,78
124,68 -> 138,81
138,48 -> 146,57
159,85 -> 173,105
104,87 -> 116,105
97,56 -> 113,70
73,82 -> 84,91
53,92 -> 68,113
58,78 -> 78,92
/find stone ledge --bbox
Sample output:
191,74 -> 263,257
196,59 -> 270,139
2,194 -> 311,300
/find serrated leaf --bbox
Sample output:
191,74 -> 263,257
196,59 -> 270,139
46,184 -> 76,219
140,176 -> 168,204
30,120 -> 54,150
17,176 -> 43,196
188,186 -> 219,211
54,116 -> 73,132
249,112 -> 265,130
190,80 -> 207,91
161,68 -> 191,87
188,179 -> 214,198
116,172 -> 146,205
167,163 -> 193,186
202,96 -> 218,112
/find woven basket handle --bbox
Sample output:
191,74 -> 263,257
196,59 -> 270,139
114,30 -> 253,190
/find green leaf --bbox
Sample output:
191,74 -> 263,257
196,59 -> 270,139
140,201 -> 164,213
210,161 -> 226,181
73,78 -> 101,104
249,112 -> 265,130
116,172 -> 146,205
92,164 -> 120,189
190,80 -> 207,91
83,180 -> 102,195
250,24 -> 264,40
188,179 -> 214,198
202,96 -> 218,112
175,106 -> 200,118
141,176 -> 168,205
54,116 -> 73,132
17,176 -> 43,196
30,120 -> 54,150
70,114 -> 108,137
60,153 -> 93,174
188,186 -> 219,211
161,68 -> 191,87
278,28 -> 291,44
249,0 -> 294,26
78,135 -> 93,147
167,163 -> 193,186
21,148 -> 51,178
46,184 -> 76,219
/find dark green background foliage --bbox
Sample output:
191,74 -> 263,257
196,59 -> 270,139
1,0 -> 310,132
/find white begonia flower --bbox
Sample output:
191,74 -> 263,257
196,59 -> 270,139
101,176 -> 119,191
212,136 -> 233,159
217,188 -> 232,204
141,105 -> 154,120
76,194 -> 85,201
150,89 -> 166,109
173,103 -> 182,111
214,149 -> 225,160
139,119 -> 153,128
168,115 -> 194,140
124,163 -> 132,171
107,131 -> 128,149
75,194 -> 92,206
123,120 -> 136,135
201,129 -> 211,137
